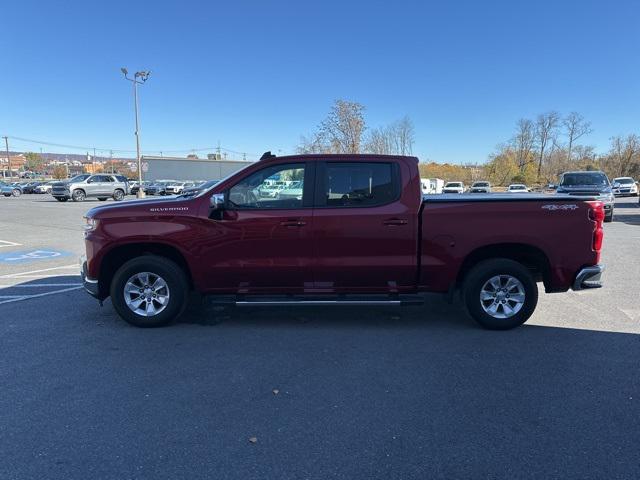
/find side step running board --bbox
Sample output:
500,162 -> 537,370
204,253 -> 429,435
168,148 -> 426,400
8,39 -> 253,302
236,300 -> 402,307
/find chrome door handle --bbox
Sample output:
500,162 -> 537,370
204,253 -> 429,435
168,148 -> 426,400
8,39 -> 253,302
383,218 -> 408,226
280,220 -> 307,227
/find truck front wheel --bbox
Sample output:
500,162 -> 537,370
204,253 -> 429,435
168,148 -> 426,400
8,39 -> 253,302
462,259 -> 538,330
110,255 -> 189,327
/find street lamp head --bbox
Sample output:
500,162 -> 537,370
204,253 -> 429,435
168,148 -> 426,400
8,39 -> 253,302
120,67 -> 128,76
135,70 -> 151,82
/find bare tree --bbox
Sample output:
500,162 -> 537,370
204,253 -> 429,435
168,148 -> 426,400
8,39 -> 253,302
365,127 -> 391,154
297,99 -> 367,154
563,112 -> 592,162
535,111 -> 560,179
607,134 -> 640,177
512,119 -> 535,171
365,116 -> 415,155
393,116 -> 415,155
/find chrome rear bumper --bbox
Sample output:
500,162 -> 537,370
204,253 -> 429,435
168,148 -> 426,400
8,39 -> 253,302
573,265 -> 604,290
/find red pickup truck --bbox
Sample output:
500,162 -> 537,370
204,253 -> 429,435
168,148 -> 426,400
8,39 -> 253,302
81,154 -> 605,330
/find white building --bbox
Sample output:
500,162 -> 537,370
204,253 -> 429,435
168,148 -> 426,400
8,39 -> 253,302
140,156 -> 253,182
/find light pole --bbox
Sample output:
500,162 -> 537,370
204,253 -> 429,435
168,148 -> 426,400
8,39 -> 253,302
121,68 -> 150,198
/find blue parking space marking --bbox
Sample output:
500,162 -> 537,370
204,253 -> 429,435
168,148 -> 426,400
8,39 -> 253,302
0,249 -> 73,264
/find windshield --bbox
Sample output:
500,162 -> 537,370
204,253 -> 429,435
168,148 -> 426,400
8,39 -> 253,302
446,182 -> 462,187
69,174 -> 90,182
510,185 -> 526,190
614,178 -> 634,185
560,173 -> 609,186
473,182 -> 489,187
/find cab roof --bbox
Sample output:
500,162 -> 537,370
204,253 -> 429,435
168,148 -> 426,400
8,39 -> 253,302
259,151 -> 419,163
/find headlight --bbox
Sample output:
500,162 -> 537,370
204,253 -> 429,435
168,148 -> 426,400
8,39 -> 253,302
83,216 -> 98,232
599,193 -> 614,202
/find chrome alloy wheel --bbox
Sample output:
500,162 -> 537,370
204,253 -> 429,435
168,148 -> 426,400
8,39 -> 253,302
123,272 -> 170,317
480,275 -> 525,319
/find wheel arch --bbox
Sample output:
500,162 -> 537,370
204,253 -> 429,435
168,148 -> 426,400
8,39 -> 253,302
456,243 -> 551,290
97,242 -> 193,298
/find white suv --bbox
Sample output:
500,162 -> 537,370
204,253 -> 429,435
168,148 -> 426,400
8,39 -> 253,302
612,177 -> 638,197
443,182 -> 465,194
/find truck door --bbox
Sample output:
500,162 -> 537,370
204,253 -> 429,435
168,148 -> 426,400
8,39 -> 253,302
311,160 -> 418,293
202,162 -> 315,293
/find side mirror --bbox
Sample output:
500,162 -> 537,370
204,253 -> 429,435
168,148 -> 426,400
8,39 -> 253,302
209,193 -> 225,219
210,193 -> 225,210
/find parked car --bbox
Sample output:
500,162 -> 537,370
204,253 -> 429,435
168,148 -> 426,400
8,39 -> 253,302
507,184 -> 529,193
129,181 -> 148,195
1,182 -> 22,197
442,182 -> 465,194
181,180 -> 219,196
81,153 -> 604,330
34,181 -> 55,194
165,181 -> 196,195
469,181 -> 492,193
21,181 -> 43,194
276,180 -> 304,201
611,177 -> 638,197
51,174 -> 128,202
556,171 -> 615,222
113,175 -> 131,195
146,182 -> 171,196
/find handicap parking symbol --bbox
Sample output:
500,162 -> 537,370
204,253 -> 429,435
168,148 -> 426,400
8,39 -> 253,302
0,249 -> 73,264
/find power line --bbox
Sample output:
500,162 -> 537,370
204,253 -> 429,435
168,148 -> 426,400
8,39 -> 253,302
2,135 -> 265,158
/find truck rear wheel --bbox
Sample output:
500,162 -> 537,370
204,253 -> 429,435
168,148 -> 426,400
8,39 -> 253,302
110,255 -> 189,328
462,259 -> 538,330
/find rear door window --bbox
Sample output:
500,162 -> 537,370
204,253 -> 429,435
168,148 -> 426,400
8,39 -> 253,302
321,162 -> 399,207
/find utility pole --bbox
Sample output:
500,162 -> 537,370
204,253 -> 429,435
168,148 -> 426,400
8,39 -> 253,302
3,136 -> 10,179
121,67 -> 151,198
216,141 -> 221,160
110,150 -> 114,174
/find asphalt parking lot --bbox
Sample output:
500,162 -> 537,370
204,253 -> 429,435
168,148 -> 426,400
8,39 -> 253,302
1,194 -> 639,479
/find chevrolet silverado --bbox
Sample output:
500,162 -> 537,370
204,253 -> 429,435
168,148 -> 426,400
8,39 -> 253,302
81,154 -> 605,330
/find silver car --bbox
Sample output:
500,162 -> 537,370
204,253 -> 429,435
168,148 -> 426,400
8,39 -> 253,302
52,174 -> 128,202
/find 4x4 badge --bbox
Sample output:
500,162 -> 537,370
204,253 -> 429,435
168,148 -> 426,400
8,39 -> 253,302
542,204 -> 578,210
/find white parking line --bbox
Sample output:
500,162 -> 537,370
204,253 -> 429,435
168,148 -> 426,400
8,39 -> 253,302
0,264 -> 83,306
0,286 -> 83,305
0,264 -> 77,279
0,240 -> 22,248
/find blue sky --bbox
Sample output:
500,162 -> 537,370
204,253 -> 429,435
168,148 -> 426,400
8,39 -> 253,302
2,0 -> 639,163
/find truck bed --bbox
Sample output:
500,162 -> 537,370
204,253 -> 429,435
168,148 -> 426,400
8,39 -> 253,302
423,193 -> 598,203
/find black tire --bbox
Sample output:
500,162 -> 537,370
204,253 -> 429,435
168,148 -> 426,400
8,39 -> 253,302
72,189 -> 86,202
462,258 -> 538,330
604,211 -> 613,223
110,255 -> 189,328
56,197 -> 68,202
112,189 -> 125,201
98,197 -> 108,201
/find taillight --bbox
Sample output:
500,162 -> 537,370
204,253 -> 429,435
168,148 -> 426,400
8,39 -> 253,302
587,201 -> 604,258
588,201 -> 605,223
